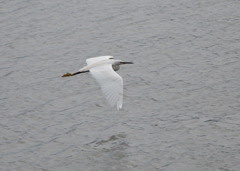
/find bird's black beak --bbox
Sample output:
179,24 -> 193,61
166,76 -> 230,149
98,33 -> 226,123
121,62 -> 134,64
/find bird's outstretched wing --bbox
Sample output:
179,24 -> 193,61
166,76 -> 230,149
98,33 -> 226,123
86,56 -> 113,65
89,64 -> 123,110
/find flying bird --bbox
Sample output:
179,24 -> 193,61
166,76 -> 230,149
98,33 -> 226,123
62,56 -> 133,110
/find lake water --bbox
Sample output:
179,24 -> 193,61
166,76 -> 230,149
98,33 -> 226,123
1,0 -> 240,170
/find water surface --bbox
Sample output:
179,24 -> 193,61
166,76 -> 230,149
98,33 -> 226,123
1,0 -> 240,170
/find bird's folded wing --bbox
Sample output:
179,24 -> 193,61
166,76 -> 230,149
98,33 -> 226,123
89,64 -> 123,110
86,56 -> 113,65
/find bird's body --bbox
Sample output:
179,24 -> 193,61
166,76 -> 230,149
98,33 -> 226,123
79,57 -> 121,72
62,56 -> 133,110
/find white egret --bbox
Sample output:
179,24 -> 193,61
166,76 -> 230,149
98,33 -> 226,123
62,56 -> 133,110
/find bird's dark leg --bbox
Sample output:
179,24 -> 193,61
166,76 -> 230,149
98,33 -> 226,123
72,70 -> 90,75
62,70 -> 89,77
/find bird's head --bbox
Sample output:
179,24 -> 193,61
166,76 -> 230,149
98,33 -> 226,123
112,60 -> 133,71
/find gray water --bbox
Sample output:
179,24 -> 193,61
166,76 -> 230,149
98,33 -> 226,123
1,0 -> 240,170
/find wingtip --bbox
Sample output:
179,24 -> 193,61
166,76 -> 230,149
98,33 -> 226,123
117,104 -> 122,110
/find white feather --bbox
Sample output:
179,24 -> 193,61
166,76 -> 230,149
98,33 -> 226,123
86,56 -> 113,65
89,64 -> 123,110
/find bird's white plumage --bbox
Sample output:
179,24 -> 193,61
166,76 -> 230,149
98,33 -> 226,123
86,56 -> 113,65
66,56 -> 132,110
89,63 -> 123,110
